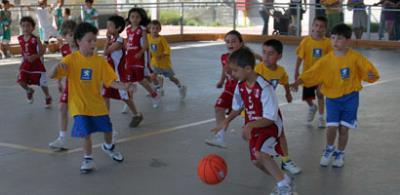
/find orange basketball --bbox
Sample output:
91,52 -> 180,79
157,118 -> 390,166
197,154 -> 227,185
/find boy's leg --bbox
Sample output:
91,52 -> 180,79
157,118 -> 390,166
169,76 -> 187,99
205,96 -> 230,148
303,87 -> 317,122
84,135 -> 93,156
279,131 -> 301,174
80,135 -> 95,173
18,80 -> 34,103
102,132 -> 124,162
123,98 -> 143,128
317,88 -> 326,128
139,79 -> 161,108
332,125 -> 349,168
49,103 -> 68,149
40,86 -> 52,108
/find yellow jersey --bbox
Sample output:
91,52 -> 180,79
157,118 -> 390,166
299,49 -> 380,99
54,51 -> 117,116
296,36 -> 332,72
147,35 -> 172,69
255,62 -> 289,89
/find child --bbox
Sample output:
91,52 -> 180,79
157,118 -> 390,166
17,16 -> 52,107
103,15 -> 143,128
0,0 -> 13,58
81,0 -> 98,28
255,39 -> 301,175
50,22 -> 127,173
53,0 -> 64,31
125,7 -> 160,108
48,20 -> 77,150
294,16 -> 332,128
290,24 -> 380,168
27,0 -> 60,45
213,47 -> 295,194
148,20 -> 187,100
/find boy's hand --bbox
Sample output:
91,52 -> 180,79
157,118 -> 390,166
368,71 -> 377,81
294,70 -> 299,81
285,93 -> 293,103
216,80 -> 224,88
242,124 -> 252,141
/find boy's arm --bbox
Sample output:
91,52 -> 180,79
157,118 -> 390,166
217,68 -> 226,88
103,36 -> 123,56
294,57 -> 303,81
358,55 -> 380,83
50,63 -> 67,79
135,30 -> 148,59
109,81 -> 129,90
283,84 -> 293,103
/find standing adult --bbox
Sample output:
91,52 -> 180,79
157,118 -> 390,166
348,0 -> 367,39
321,0 -> 344,35
259,0 -> 274,35
316,0 -> 327,17
289,0 -> 307,36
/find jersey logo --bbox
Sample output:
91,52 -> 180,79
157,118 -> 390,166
270,79 -> 279,89
340,67 -> 350,79
313,48 -> 322,58
150,44 -> 157,51
80,68 -> 93,80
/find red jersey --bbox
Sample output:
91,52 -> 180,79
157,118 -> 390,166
125,25 -> 145,67
233,76 -> 283,135
221,53 -> 238,95
18,35 -> 45,72
107,36 -> 125,81
60,43 -> 72,57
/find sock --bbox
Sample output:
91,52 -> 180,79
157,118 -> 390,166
59,131 -> 66,138
84,155 -> 93,159
281,156 -> 290,163
326,144 -> 335,151
277,174 -> 291,187
216,129 -> 225,140
104,143 -> 113,150
150,91 -> 157,98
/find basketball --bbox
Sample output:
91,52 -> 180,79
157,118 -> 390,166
197,154 -> 227,185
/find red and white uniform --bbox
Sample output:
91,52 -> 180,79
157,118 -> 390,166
103,36 -> 129,100
215,53 -> 238,110
125,25 -> 146,82
59,43 -> 72,103
17,35 -> 47,86
232,76 -> 283,161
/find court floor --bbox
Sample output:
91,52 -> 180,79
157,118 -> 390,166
0,42 -> 399,195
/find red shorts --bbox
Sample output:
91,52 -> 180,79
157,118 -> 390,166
249,125 -> 283,161
103,87 -> 129,100
125,65 -> 144,82
17,71 -> 47,86
215,90 -> 234,110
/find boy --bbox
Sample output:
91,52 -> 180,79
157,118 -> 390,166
0,0 -> 13,58
81,0 -> 98,28
148,20 -> 187,100
255,39 -> 301,175
17,16 -> 52,107
290,24 -> 379,168
294,16 -> 332,128
212,47 -> 295,194
103,15 -> 143,128
50,22 -> 128,173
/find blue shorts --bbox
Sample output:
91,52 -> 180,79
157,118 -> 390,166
71,115 -> 112,137
153,67 -> 175,78
326,92 -> 359,129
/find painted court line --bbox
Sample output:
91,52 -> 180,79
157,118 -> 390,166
0,74 -> 399,154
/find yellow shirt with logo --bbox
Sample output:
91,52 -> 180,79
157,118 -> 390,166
255,62 -> 289,88
147,35 -> 172,69
54,51 -> 117,116
296,36 -> 332,72
299,49 -> 380,99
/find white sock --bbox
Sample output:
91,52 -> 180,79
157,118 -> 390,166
277,174 -> 291,187
84,155 -> 93,159
216,129 -> 225,140
104,143 -> 113,149
59,131 -> 66,138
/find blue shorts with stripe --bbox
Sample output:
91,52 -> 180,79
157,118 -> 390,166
326,91 -> 359,129
71,115 -> 112,137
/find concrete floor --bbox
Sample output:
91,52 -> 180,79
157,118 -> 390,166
0,42 -> 399,195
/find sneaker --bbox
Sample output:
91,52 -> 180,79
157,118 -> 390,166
129,114 -> 143,128
332,151 -> 345,168
101,143 -> 124,162
26,88 -> 34,104
80,158 -> 95,174
282,160 -> 302,175
307,104 -> 317,122
45,97 -> 52,108
270,184 -> 297,195
318,116 -> 326,128
151,93 -> 161,108
205,135 -> 226,148
320,146 -> 335,167
121,105 -> 129,114
49,137 -> 66,149
179,85 -> 187,100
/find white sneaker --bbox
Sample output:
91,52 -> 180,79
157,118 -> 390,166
151,93 -> 161,108
307,104 -> 317,122
282,160 -> 302,175
101,143 -> 124,162
320,146 -> 335,167
205,135 -> 226,148
318,116 -> 326,128
179,85 -> 187,100
332,151 -> 345,168
80,158 -> 95,174
49,137 -> 66,149
270,184 -> 297,195
121,105 -> 129,114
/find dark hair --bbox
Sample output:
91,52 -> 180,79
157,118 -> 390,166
225,30 -> 243,43
263,39 -> 283,54
74,22 -> 98,42
85,0 -> 93,3
2,0 -> 10,4
108,15 -> 126,33
127,7 -> 150,27
60,20 -> 77,36
20,16 -> 35,28
313,16 -> 328,26
228,47 -> 255,69
331,23 -> 352,39
150,20 -> 161,27
64,8 -> 71,15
